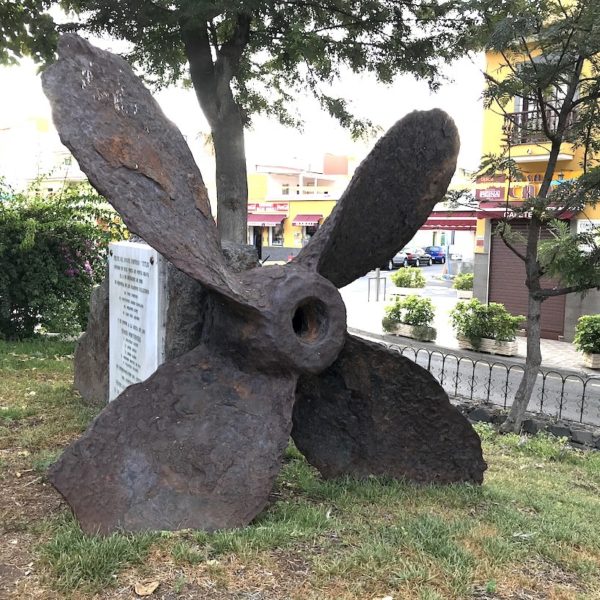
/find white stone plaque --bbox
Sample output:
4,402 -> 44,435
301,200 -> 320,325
108,241 -> 165,401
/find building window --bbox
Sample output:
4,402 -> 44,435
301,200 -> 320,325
302,224 -> 319,245
281,183 -> 290,196
272,223 -> 284,246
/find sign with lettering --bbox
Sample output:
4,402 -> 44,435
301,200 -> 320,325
108,241 -> 165,401
248,202 -> 289,214
475,174 -> 506,184
475,187 -> 505,201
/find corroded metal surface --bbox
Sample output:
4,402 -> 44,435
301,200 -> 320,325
292,335 -> 487,484
295,110 -> 459,288
50,345 -> 297,534
43,34 -> 484,535
42,35 -> 242,304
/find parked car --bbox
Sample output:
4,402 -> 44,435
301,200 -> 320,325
383,250 -> 408,270
403,247 -> 433,266
423,245 -> 446,264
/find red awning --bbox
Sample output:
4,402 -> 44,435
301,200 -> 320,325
422,219 -> 477,231
293,214 -> 323,226
247,214 -> 284,226
422,212 -> 477,231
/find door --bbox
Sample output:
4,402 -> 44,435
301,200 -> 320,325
252,226 -> 263,260
489,220 -> 566,339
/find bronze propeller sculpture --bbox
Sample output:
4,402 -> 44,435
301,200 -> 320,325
43,35 -> 486,535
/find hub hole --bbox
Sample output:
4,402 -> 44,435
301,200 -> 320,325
292,298 -> 328,343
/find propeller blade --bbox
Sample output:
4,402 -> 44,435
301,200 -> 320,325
295,110 -> 460,288
42,35 -> 242,302
49,343 -> 297,533
292,335 -> 486,484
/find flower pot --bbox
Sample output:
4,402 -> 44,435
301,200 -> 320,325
582,353 -> 600,369
390,322 -> 436,342
456,289 -> 473,299
457,335 -> 518,357
391,287 -> 423,297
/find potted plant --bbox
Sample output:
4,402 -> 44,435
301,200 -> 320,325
453,272 -> 474,299
450,299 -> 524,356
382,295 -> 436,342
574,315 -> 600,369
390,267 -> 426,297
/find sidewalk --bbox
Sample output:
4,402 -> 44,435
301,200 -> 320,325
340,276 -> 597,377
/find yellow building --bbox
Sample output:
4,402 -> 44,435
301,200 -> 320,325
246,155 -> 352,260
473,52 -> 599,340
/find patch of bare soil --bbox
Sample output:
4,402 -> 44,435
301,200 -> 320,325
0,450 -> 63,600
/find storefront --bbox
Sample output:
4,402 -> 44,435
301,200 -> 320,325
247,201 -> 334,260
247,203 -> 289,257
292,214 -> 323,246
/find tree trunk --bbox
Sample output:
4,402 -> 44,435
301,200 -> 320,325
500,211 -> 545,433
212,110 -> 248,245
181,20 -> 250,245
500,290 -> 542,432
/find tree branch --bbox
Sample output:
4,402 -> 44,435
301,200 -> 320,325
536,283 -> 599,299
498,221 -> 527,262
180,21 -> 219,125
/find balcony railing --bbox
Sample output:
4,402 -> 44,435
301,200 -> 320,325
503,110 -> 575,145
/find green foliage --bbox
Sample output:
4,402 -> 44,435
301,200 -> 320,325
574,315 -> 600,355
453,272 -> 474,291
60,1 -> 475,135
383,295 -> 434,329
450,299 -> 524,347
0,0 -> 57,65
538,217 -> 600,291
40,514 -> 157,592
0,183 -> 126,339
0,405 -> 36,423
469,0 -> 600,303
391,266 -> 426,288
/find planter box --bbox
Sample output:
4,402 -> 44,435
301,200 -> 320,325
456,289 -> 473,299
390,322 -> 436,342
391,287 -> 424,297
583,353 -> 600,369
457,335 -> 518,357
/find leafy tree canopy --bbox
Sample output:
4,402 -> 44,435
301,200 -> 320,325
60,0 -> 474,136
0,0 -> 57,65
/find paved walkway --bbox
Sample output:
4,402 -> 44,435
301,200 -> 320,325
340,271 -> 597,377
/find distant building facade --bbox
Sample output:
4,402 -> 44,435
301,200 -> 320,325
473,52 -> 600,341
246,154 -> 354,260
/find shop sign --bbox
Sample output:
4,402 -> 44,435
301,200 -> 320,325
475,174 -> 506,184
508,184 -> 537,199
248,202 -> 289,214
475,187 -> 505,201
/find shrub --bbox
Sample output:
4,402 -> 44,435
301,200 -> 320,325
382,295 -> 435,339
574,315 -> 600,355
391,267 -> 426,288
450,299 -> 524,348
453,273 -> 474,291
0,183 -> 126,339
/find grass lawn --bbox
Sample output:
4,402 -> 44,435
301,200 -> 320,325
1,339 -> 600,599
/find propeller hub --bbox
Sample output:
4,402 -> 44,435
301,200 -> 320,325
232,265 -> 347,375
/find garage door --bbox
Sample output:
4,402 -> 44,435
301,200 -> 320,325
489,220 -> 566,340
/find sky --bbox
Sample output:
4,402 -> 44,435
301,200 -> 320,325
0,37 -> 486,181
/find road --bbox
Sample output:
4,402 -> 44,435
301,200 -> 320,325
340,263 -> 600,426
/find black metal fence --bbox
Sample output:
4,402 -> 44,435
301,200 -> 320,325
383,342 -> 600,426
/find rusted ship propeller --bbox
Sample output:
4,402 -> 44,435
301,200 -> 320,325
43,35 -> 486,535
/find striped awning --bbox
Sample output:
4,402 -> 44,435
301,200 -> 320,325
247,214 -> 284,226
293,214 -> 322,226
421,211 -> 477,231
